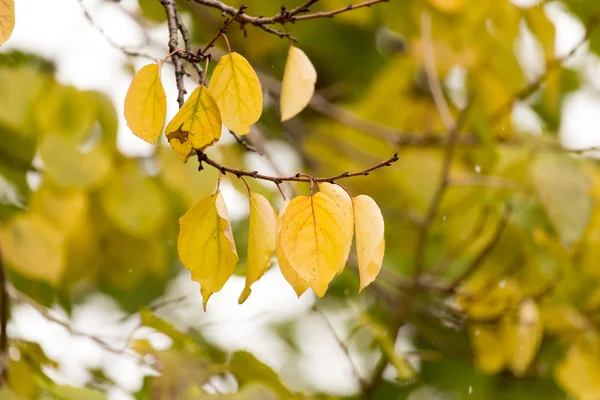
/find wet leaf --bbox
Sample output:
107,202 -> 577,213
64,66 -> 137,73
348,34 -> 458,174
124,63 -> 167,144
239,192 -> 277,304
178,191 -> 238,310
280,46 -> 317,122
353,195 -> 385,291
209,52 -> 262,134
278,193 -> 346,297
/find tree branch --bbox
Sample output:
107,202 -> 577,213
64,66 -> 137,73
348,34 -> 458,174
161,0 -> 188,107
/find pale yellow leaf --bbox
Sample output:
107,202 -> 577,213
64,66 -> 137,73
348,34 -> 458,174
280,46 -> 317,122
319,182 -> 353,276
276,200 -> 309,297
178,191 -> 238,310
353,195 -> 385,291
469,323 -> 505,374
209,52 -> 263,134
555,332 -> 600,400
124,64 -> 167,144
0,0 -> 14,46
503,299 -> 543,376
239,192 -> 277,304
427,0 -> 466,13
1,214 -> 65,285
279,193 -> 346,297
166,85 -> 222,158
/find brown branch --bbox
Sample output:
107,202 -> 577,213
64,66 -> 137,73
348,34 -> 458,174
445,202 -> 513,291
0,238 -> 8,386
200,5 -> 248,55
161,0 -> 188,108
177,13 -> 205,82
412,102 -> 473,278
294,0 -> 388,21
196,151 -> 398,183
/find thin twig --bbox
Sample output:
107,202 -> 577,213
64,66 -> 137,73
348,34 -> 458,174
0,238 -> 8,385
177,12 -> 205,82
421,12 -> 454,130
196,151 -> 398,183
315,306 -> 368,390
294,0 -> 389,21
161,0 -> 188,107
229,130 -> 260,153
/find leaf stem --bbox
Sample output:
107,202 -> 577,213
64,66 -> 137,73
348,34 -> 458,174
221,32 -> 232,54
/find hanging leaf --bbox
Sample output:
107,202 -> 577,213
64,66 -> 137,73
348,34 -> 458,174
208,52 -> 263,134
503,298 -> 543,377
124,63 -> 167,144
178,191 -> 238,310
275,200 -> 309,297
280,46 -> 317,122
0,0 -> 14,46
353,195 -> 385,291
166,85 -> 222,161
319,182 -> 354,276
278,193 -> 346,297
239,192 -> 277,304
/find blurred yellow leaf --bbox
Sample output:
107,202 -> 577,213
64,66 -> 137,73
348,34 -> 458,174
178,191 -> 238,310
319,182 -> 353,276
503,298 -> 543,377
524,6 -> 555,61
278,193 -> 346,297
99,166 -> 167,238
239,192 -> 277,304
275,200 -> 309,297
427,0 -> 467,13
1,213 -> 65,285
0,0 -> 15,46
353,195 -> 385,291
166,85 -> 222,159
280,46 -> 317,122
209,52 -> 262,134
469,323 -> 505,374
124,63 -> 167,144
556,332 -> 600,400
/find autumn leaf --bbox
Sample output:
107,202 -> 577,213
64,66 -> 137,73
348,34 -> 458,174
319,182 -> 353,276
278,193 -> 346,297
166,85 -> 222,161
503,298 -> 543,376
209,52 -> 263,134
0,0 -> 14,46
280,46 -> 317,122
276,200 -> 309,297
555,332 -> 600,400
124,63 -> 167,144
178,191 -> 238,310
239,192 -> 277,304
1,213 -> 65,285
353,195 -> 385,291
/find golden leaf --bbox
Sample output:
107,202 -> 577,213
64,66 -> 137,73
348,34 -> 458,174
319,182 -> 353,276
124,63 -> 167,144
555,332 -> 600,400
280,46 -> 317,122
276,200 -> 309,297
178,191 -> 238,310
278,193 -> 346,297
353,195 -> 385,291
166,85 -> 222,159
0,0 -> 14,46
503,298 -> 543,376
239,192 -> 277,304
209,52 -> 263,134
1,214 -> 65,285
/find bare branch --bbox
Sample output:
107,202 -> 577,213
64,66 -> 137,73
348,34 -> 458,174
161,0 -> 188,108
294,0 -> 389,21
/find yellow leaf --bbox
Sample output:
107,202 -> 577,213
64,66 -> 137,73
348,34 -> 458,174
503,298 -> 543,376
166,85 -> 222,158
1,214 -> 65,285
239,192 -> 277,304
469,323 -> 505,374
278,193 -> 346,297
353,195 -> 385,291
280,46 -> 317,122
178,191 -> 238,310
124,63 -> 167,144
209,52 -> 263,134
319,183 -> 353,276
276,200 -> 309,297
555,332 -> 600,400
0,0 -> 14,46
427,0 -> 467,13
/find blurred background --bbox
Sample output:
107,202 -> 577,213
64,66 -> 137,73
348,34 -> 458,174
2,0 -> 600,398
